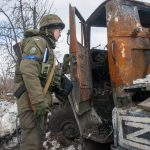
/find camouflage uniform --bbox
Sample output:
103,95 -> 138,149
14,14 -> 65,150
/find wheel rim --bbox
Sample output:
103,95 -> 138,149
60,121 -> 79,139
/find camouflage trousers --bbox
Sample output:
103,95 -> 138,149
19,111 -> 47,150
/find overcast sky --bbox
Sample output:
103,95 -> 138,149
53,0 -> 106,60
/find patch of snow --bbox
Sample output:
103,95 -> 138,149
133,74 -> 150,84
114,17 -> 119,22
4,137 -> 18,149
43,131 -> 81,150
0,100 -> 17,137
0,100 -> 81,150
62,145 -> 76,150
107,14 -> 112,23
120,43 -> 125,58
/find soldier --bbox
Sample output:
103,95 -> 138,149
14,14 -> 65,150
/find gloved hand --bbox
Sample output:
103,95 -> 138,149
63,54 -> 73,65
62,54 -> 73,74
34,102 -> 47,117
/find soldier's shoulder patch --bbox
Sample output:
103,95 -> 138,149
29,47 -> 37,54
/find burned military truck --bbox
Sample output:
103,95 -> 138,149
50,0 -> 150,149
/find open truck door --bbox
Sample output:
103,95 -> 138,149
68,5 -> 106,143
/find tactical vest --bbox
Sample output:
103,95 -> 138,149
14,30 -> 62,96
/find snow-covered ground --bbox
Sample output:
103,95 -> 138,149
0,100 -> 17,150
1,74 -> 150,149
133,74 -> 150,84
0,100 -> 17,137
0,100 -> 80,150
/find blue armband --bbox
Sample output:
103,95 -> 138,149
22,56 -> 41,61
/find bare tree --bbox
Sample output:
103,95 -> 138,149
0,62 -> 14,99
0,0 -> 55,95
0,0 -> 54,60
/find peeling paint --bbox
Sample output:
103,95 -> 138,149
120,43 -> 126,58
107,14 -> 112,22
133,74 -> 150,84
115,17 -> 119,22
136,23 -> 143,31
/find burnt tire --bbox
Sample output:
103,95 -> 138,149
48,103 -> 79,146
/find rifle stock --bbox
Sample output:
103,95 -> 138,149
13,42 -> 22,62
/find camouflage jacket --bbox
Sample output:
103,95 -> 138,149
16,34 -> 55,114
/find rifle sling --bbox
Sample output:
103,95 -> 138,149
41,35 -> 56,96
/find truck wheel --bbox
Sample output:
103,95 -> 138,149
48,103 -> 79,146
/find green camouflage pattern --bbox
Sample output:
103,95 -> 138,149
51,64 -> 63,89
62,54 -> 73,74
19,110 -> 46,150
17,35 -> 54,114
39,14 -> 65,29
24,29 -> 39,38
14,61 -> 23,83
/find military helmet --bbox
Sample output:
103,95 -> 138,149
39,14 -> 65,30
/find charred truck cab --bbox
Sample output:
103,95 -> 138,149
68,0 -> 150,149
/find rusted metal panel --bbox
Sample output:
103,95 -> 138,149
69,5 -> 78,54
106,0 -> 150,92
69,5 -> 93,101
76,43 -> 93,101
